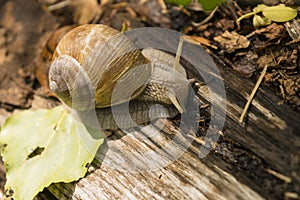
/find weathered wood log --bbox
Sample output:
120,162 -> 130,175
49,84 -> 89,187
41,28 -> 300,200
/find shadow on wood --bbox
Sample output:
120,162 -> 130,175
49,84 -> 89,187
43,28 -> 300,200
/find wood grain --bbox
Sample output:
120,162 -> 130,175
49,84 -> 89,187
43,28 -> 300,200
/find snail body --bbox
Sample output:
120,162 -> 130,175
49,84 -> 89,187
49,24 -> 189,130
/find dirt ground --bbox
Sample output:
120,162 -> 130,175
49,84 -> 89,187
0,0 -> 299,199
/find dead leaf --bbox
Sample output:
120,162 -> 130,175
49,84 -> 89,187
0,85 -> 32,108
256,23 -> 285,41
72,0 -> 99,24
214,31 -> 250,53
0,0 -> 57,108
233,62 -> 256,76
257,54 -> 276,68
282,78 -> 297,96
38,0 -> 99,24
218,19 -> 235,31
35,25 -> 75,95
188,35 -> 218,49
233,51 -> 258,76
133,0 -> 171,28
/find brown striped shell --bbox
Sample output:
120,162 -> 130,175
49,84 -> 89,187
49,24 -> 152,110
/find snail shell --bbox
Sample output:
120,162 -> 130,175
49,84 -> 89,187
49,24 -> 151,110
49,24 -> 189,130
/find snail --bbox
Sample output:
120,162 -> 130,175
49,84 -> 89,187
49,24 -> 190,130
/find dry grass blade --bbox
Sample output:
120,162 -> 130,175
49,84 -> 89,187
265,168 -> 292,183
192,6 -> 219,27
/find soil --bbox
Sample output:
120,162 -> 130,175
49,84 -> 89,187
0,0 -> 299,199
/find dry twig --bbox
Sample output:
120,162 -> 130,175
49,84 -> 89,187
239,65 -> 268,123
265,168 -> 292,183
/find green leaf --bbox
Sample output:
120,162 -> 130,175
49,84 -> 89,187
237,4 -> 267,22
262,5 -> 297,22
0,106 -> 104,200
253,4 -> 269,12
165,0 -> 192,7
198,0 -> 226,11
